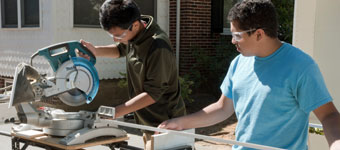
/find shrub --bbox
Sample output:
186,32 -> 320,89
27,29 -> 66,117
179,75 -> 194,104
189,37 -> 239,97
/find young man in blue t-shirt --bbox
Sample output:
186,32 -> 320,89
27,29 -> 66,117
158,0 -> 340,149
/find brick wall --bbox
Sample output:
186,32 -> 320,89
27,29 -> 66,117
169,0 -> 222,76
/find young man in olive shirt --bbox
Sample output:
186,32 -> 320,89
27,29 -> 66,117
80,0 -> 186,149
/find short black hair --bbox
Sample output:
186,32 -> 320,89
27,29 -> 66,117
99,0 -> 141,31
227,0 -> 278,38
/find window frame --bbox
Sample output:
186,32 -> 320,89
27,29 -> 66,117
73,0 -> 104,28
211,0 -> 241,35
0,0 -> 41,29
221,0 -> 241,35
135,0 -> 157,21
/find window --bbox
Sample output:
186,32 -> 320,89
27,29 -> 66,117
1,0 -> 40,28
211,0 -> 239,34
21,0 -> 40,27
74,0 -> 105,28
134,0 -> 156,19
223,0 -> 238,33
73,0 -> 156,28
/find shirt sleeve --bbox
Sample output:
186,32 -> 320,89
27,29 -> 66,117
117,43 -> 127,57
296,63 -> 332,113
143,42 -> 174,102
220,55 -> 239,100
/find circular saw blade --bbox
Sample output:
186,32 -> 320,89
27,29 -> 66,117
57,57 -> 99,106
59,89 -> 87,106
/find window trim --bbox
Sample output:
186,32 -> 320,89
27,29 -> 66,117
0,0 -> 41,29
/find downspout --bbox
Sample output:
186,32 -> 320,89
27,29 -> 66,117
176,0 -> 181,75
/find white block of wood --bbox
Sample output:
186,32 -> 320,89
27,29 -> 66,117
15,130 -> 45,138
151,128 -> 195,150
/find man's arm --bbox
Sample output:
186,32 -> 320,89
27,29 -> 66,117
80,40 -> 120,58
313,102 -> 340,150
158,94 -> 234,130
114,92 -> 156,118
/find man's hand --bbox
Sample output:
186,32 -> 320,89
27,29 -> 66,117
156,118 -> 183,134
78,39 -> 97,60
330,140 -> 340,150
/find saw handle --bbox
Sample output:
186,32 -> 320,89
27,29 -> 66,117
37,41 -> 97,72
77,42 -> 97,63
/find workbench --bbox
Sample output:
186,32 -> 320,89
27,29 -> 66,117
11,130 -> 129,150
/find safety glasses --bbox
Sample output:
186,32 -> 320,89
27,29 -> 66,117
231,29 -> 257,42
107,24 -> 133,40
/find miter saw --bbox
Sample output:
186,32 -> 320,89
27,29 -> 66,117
8,41 -> 127,145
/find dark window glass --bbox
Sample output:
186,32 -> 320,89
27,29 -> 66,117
134,0 -> 156,18
74,0 -> 105,28
223,0 -> 238,29
1,0 -> 18,28
21,0 -> 40,27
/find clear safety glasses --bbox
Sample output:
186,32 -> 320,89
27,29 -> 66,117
107,24 -> 133,40
231,29 -> 257,42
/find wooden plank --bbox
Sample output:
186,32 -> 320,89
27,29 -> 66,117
12,132 -> 129,150
151,129 -> 195,150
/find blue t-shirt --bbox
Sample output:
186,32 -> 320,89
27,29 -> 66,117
220,43 -> 332,150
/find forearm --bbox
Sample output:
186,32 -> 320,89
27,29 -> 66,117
182,105 -> 233,130
115,92 -> 156,118
94,44 -> 120,58
179,96 -> 234,130
321,112 -> 340,149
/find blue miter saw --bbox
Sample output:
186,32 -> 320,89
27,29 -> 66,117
10,40 -> 99,107
7,41 -> 127,145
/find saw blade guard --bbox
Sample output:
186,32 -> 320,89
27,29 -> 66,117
57,57 -> 99,106
72,57 -> 99,104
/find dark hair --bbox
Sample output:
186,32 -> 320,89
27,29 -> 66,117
99,0 -> 141,31
227,0 -> 278,38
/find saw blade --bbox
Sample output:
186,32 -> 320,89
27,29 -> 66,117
59,89 -> 87,106
56,57 -> 99,106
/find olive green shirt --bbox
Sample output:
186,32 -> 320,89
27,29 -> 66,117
117,15 -> 186,128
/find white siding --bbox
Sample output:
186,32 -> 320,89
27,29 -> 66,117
0,0 -> 129,79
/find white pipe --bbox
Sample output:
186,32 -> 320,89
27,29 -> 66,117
309,123 -> 323,129
110,120 -> 286,150
176,0 -> 180,74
